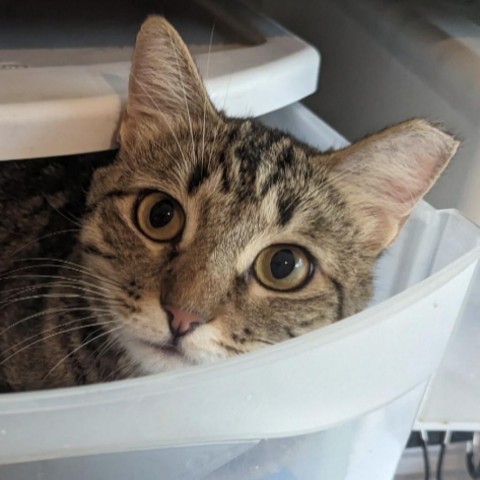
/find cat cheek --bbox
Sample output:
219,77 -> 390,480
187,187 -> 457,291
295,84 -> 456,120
181,324 -> 229,362
114,299 -> 171,340
121,316 -> 171,345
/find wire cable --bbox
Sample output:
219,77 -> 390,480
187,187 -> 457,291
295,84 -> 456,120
436,431 -> 451,480
466,432 -> 480,479
420,430 -> 431,480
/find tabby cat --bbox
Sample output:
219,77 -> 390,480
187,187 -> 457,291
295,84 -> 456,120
0,17 -> 458,392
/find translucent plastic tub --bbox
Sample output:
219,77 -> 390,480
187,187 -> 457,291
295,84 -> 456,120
1,104 -> 479,480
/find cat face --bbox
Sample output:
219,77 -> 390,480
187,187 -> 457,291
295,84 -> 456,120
80,17 -> 458,374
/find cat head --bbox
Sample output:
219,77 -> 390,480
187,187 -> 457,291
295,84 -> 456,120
80,17 -> 458,374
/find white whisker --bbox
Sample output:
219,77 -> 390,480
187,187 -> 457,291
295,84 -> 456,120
0,320 -> 117,367
45,199 -> 84,228
129,71 -> 190,168
10,229 -> 80,257
1,313 -> 113,355
167,30 -> 197,166
7,259 -> 122,288
202,22 -> 216,164
0,292 -> 119,312
42,325 -> 122,382
0,306 -> 111,339
0,276 -> 118,299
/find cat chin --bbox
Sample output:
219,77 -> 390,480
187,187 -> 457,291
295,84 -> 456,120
123,336 -> 196,374
119,326 -> 231,375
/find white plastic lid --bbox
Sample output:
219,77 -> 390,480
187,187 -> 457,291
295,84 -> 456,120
0,0 -> 320,160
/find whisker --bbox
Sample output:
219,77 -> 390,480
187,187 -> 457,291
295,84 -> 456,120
6,259 -> 122,288
82,326 -> 133,381
0,292 -> 120,312
129,72 -> 189,168
0,286 -> 119,310
10,229 -> 80,257
0,277 -> 113,298
202,22 -> 216,164
167,30 -> 197,166
1,313 -> 113,355
1,281 -> 75,295
85,332 -> 122,377
0,320 -> 117,367
0,278 -> 119,304
221,72 -> 233,113
105,351 -> 138,381
42,325 -> 123,382
0,306 -> 113,339
45,198 -> 84,228
208,122 -> 221,168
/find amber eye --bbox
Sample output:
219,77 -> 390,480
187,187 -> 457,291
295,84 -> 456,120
253,245 -> 312,291
135,192 -> 185,242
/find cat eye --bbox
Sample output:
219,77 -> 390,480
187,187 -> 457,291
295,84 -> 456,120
135,191 -> 185,242
253,245 -> 312,291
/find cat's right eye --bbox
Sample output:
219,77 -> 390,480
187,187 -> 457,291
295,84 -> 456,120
135,191 -> 185,242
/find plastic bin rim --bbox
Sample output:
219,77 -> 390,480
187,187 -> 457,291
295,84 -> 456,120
0,208 -> 479,408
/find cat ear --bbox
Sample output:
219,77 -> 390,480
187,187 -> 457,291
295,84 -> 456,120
329,119 -> 459,252
120,16 -> 218,145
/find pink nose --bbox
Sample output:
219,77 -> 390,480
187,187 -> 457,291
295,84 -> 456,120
164,305 -> 204,337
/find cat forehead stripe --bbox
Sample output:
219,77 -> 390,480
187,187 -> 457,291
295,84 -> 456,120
214,122 -> 298,202
187,162 -> 211,195
87,189 -> 134,211
277,196 -> 297,227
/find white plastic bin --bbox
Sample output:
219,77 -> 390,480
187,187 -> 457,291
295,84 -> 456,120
0,0 -> 320,161
1,104 -> 479,480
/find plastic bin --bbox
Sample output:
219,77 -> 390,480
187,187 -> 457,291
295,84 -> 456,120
1,104 -> 479,480
0,0 -> 320,161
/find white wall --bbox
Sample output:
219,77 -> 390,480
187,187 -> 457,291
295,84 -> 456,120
246,0 -> 480,222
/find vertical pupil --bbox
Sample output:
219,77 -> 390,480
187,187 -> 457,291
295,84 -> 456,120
149,200 -> 175,228
270,249 -> 296,279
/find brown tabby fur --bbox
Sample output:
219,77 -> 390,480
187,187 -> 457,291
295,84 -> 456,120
0,17 -> 458,392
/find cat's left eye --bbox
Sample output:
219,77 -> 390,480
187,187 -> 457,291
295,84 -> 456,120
135,191 -> 185,242
253,245 -> 312,291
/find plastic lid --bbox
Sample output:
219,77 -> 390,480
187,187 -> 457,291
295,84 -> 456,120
0,0 -> 320,160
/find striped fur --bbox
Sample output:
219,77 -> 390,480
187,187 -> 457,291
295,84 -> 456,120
0,17 -> 458,391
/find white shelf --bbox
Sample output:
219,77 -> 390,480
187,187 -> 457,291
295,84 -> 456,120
0,0 -> 320,160
415,262 -> 480,431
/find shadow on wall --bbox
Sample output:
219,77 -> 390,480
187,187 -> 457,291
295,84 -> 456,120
245,0 -> 480,221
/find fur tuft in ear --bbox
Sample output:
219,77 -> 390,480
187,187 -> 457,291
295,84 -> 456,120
120,16 -> 218,145
330,119 -> 459,252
